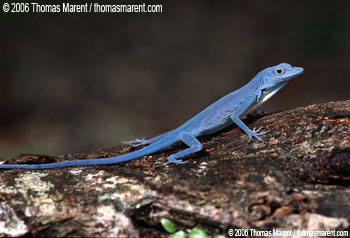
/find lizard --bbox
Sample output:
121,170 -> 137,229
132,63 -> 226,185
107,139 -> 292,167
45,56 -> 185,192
0,63 -> 303,169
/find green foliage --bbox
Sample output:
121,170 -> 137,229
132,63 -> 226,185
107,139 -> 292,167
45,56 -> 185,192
161,218 -> 226,238
189,227 -> 210,238
161,218 -> 177,233
169,230 -> 188,238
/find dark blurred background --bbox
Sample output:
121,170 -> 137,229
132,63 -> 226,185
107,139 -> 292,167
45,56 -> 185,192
0,0 -> 349,158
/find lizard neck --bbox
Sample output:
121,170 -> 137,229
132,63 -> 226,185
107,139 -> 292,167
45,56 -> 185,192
241,75 -> 288,116
245,74 -> 263,96
258,81 -> 288,103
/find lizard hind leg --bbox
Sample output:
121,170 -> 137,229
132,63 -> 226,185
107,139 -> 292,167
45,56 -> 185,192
163,133 -> 203,166
122,131 -> 171,147
122,138 -> 150,147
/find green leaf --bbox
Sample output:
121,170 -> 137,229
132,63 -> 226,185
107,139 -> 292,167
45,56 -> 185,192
213,235 -> 226,238
161,218 -> 176,233
168,230 -> 188,238
189,227 -> 209,238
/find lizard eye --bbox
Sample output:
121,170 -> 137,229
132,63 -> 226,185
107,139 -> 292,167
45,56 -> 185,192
275,68 -> 283,75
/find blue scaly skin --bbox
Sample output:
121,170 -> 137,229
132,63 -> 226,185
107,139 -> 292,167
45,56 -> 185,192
0,63 -> 303,169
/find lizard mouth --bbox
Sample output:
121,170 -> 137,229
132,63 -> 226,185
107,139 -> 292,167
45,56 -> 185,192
293,66 -> 304,75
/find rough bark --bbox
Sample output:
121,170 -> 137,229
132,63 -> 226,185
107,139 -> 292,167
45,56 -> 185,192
1,100 -> 350,237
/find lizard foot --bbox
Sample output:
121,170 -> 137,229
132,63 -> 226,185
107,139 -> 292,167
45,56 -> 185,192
163,157 -> 188,166
248,127 -> 270,143
122,138 -> 150,147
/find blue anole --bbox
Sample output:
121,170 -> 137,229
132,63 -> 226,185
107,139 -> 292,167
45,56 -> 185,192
0,63 -> 303,169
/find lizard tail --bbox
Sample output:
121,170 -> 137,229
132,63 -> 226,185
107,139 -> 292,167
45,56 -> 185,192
0,135 -> 177,169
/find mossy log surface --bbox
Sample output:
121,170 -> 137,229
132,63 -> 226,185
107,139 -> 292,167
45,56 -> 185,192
1,100 -> 350,237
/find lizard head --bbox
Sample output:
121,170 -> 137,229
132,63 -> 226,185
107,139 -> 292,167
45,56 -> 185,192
243,63 -> 303,116
249,63 -> 303,107
260,63 -> 304,90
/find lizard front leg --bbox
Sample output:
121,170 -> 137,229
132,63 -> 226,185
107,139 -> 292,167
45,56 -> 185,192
230,115 -> 269,142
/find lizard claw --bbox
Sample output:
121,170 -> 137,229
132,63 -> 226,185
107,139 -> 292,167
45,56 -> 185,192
254,127 -> 264,133
248,127 -> 270,143
163,157 -> 188,166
